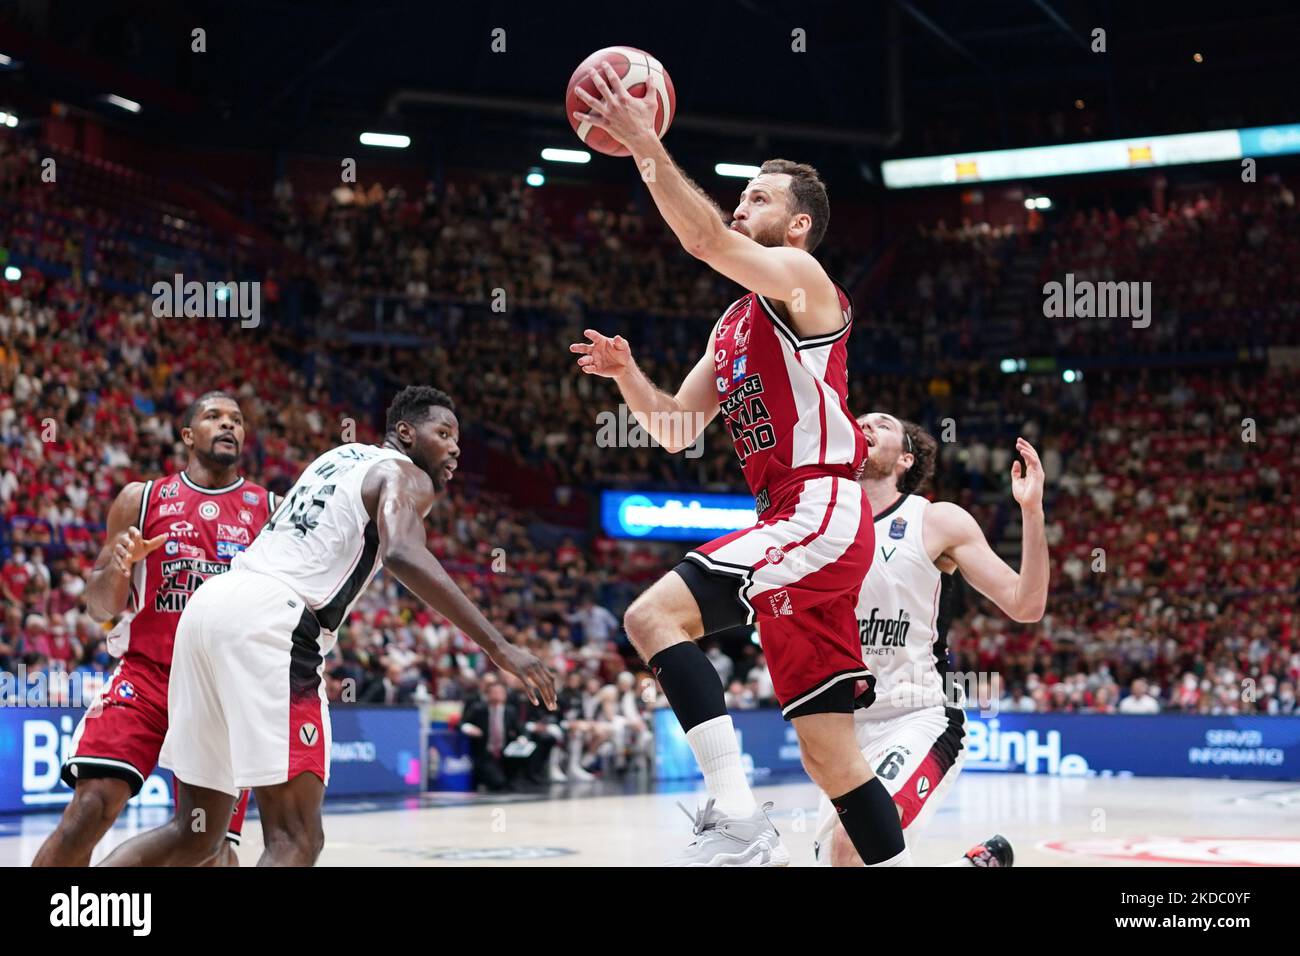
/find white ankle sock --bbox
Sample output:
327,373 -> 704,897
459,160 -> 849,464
685,715 -> 757,817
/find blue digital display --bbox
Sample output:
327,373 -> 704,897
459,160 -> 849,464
600,490 -> 757,542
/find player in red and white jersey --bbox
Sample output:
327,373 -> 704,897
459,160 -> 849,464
811,413 -> 1049,867
32,392 -> 271,867
571,65 -> 908,867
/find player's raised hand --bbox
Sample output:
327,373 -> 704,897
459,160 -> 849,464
111,527 -> 168,576
494,644 -> 559,710
1011,437 -> 1045,513
570,329 -> 632,378
571,62 -> 660,152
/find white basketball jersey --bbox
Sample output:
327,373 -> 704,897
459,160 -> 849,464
855,493 -> 953,719
235,443 -> 411,631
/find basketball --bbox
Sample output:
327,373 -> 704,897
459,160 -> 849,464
565,45 -> 676,157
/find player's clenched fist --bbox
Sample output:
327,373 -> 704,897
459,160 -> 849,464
570,329 -> 632,378
111,526 -> 168,576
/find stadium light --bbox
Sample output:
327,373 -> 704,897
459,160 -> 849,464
0,54 -> 11,66
1000,358 -> 1019,373
541,148 -> 591,164
1034,196 -> 1052,209
1063,369 -> 1083,383
1023,198 -> 1035,210
715,163 -> 761,178
525,168 -> 545,187
4,113 -> 16,128
359,132 -> 410,148
3,266 -> 20,281
103,94 -> 142,113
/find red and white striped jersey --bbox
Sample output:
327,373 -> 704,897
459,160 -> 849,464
113,472 -> 276,667
711,282 -> 867,513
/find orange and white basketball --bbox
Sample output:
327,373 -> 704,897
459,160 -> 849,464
565,45 -> 676,157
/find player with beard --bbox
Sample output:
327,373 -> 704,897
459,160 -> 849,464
811,413 -> 1048,866
33,392 -> 268,866
572,64 -> 908,867
101,385 -> 556,866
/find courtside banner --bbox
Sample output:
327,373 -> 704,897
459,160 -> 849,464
0,705 -> 423,813
654,709 -> 1300,782
961,713 -> 1300,780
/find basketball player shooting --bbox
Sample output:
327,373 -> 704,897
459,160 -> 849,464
101,386 -> 556,866
812,414 -> 1048,867
571,63 -> 910,866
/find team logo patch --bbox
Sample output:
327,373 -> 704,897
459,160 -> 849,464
158,501 -> 185,517
169,520 -> 198,538
715,375 -> 730,393
157,483 -> 179,499
732,355 -> 748,381
242,490 -> 260,505
768,589 -> 794,617
299,723 -> 319,747
889,517 -> 908,540
178,543 -> 205,559
238,509 -> 254,525
734,316 -> 751,351
116,681 -> 136,701
765,546 -> 785,565
164,540 -> 179,556
198,501 -> 220,520
916,776 -> 931,799
216,540 -> 247,560
714,348 -> 727,366
217,523 -> 251,545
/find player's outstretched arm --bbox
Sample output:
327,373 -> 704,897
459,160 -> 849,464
573,61 -> 841,334
570,328 -> 718,454
366,460 -> 557,709
927,439 -> 1049,623
84,482 -> 165,622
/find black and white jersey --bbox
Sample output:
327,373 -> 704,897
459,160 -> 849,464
235,443 -> 410,632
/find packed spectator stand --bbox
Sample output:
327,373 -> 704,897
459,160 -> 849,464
2,126 -> 1296,770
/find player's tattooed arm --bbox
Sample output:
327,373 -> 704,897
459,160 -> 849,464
85,482 -> 165,622
926,440 -> 1049,623
570,325 -> 719,454
366,460 -> 558,709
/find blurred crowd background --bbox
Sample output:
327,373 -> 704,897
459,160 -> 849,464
2,120 -> 1297,791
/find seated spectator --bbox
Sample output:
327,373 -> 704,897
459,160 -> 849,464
1118,678 -> 1161,715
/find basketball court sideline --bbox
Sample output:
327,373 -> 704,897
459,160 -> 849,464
3,775 -> 1297,867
